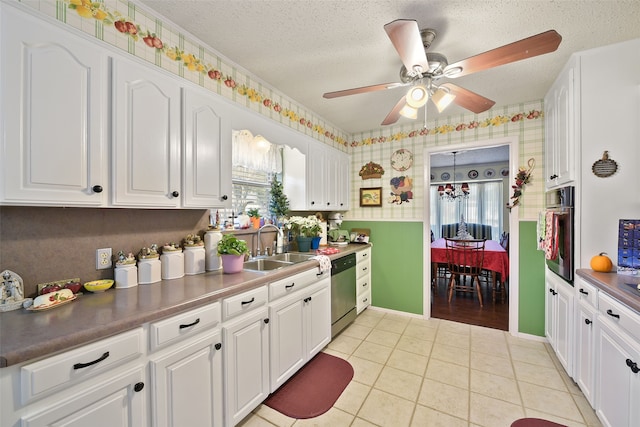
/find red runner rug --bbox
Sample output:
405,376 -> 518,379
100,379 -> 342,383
511,418 -> 567,427
264,352 -> 354,419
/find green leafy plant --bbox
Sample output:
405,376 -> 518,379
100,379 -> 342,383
269,176 -> 290,221
247,208 -> 260,218
285,215 -> 323,238
217,234 -> 249,256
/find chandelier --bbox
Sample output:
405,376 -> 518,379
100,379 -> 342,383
438,151 -> 470,201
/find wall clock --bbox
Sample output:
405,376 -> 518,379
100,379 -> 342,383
390,149 -> 413,171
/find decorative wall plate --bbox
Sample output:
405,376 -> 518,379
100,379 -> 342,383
390,149 -> 413,171
484,168 -> 496,178
468,170 -> 479,179
440,172 -> 450,181
500,167 -> 509,177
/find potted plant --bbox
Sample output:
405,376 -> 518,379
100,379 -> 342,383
269,176 -> 289,225
217,234 -> 249,274
247,208 -> 261,229
285,215 -> 322,252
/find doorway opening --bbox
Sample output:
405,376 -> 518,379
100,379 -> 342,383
423,137 -> 520,333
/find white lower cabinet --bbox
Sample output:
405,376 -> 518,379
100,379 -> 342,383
595,293 -> 640,427
356,247 -> 372,313
269,276 -> 331,392
222,287 -> 270,427
149,329 -> 223,427
574,278 -> 597,406
545,272 -> 574,376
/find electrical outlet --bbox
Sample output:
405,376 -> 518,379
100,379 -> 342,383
96,248 -> 112,270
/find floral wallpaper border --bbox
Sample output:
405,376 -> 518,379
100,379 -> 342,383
28,1 -> 546,152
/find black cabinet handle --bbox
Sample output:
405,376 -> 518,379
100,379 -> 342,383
179,318 -> 200,329
362,267 -> 368,272
362,253 -> 368,257
585,318 -> 592,325
626,359 -> 639,374
548,288 -> 555,294
215,343 -> 222,350
134,382 -> 144,392
285,283 -> 295,289
579,289 -> 589,295
241,297 -> 255,305
303,297 -> 311,303
263,318 -> 269,324
363,298 -> 368,303
73,351 -> 109,370
310,201 -> 315,205
221,195 -> 228,200
549,174 -> 558,180
171,191 -> 179,197
316,272 -> 324,277
606,309 -> 620,319
92,185 -> 103,193
363,282 -> 368,287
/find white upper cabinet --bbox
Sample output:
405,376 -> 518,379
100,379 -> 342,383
544,56 -> 577,190
111,57 -> 181,208
304,144 -> 350,211
0,5 -> 107,206
182,88 -> 232,208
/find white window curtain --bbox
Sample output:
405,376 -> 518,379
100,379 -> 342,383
232,130 -> 281,173
430,181 -> 503,240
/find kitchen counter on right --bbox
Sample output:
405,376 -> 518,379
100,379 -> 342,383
576,269 -> 640,313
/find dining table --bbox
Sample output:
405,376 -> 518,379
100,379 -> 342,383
430,238 -> 510,303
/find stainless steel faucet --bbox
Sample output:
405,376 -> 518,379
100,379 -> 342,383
257,224 -> 283,256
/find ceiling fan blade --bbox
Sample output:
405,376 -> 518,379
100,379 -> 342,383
440,83 -> 495,113
381,96 -> 407,126
443,30 -> 562,78
384,19 -> 429,74
323,82 -> 408,99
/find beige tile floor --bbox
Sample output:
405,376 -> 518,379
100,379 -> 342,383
239,309 -> 602,427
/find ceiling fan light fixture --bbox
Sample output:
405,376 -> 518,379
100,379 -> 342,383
432,88 -> 456,112
399,104 -> 418,119
405,85 -> 429,108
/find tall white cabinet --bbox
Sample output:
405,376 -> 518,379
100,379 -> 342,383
0,6 -> 107,206
545,272 -> 574,376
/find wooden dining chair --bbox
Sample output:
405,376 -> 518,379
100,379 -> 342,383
444,238 -> 486,307
500,232 -> 510,253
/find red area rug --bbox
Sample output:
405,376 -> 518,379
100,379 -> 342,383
264,352 -> 354,419
511,418 -> 567,427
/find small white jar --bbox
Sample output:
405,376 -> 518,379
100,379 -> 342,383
204,229 -> 223,271
184,245 -> 205,275
115,264 -> 138,289
160,250 -> 184,280
138,257 -> 161,284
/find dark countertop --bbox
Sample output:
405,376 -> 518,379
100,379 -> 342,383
576,269 -> 640,313
0,245 -> 369,368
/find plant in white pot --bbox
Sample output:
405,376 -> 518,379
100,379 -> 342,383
217,234 -> 249,274
285,216 -> 322,252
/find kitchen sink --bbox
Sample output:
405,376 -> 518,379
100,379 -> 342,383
243,259 -> 293,272
269,253 -> 316,263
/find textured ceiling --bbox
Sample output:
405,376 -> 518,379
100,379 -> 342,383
138,0 -> 640,135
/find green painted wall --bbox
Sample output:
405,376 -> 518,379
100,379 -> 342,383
343,221 -> 424,315
342,220 -> 546,335
518,221 -> 546,336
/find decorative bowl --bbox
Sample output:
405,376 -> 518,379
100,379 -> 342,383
84,279 -> 114,293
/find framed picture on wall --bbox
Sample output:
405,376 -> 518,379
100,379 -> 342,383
359,187 -> 382,207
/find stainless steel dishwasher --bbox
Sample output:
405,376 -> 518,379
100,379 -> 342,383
331,253 -> 357,337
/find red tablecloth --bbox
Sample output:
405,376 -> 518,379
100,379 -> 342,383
431,238 -> 509,280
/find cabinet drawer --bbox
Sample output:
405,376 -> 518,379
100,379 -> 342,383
357,289 -> 371,314
356,259 -> 370,280
149,302 -> 221,351
357,274 -> 370,297
356,248 -> 371,264
21,328 -> 144,404
223,286 -> 268,321
269,268 -> 326,301
575,277 -> 598,308
598,292 -> 640,342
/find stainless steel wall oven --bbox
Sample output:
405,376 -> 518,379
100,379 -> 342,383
545,186 -> 575,284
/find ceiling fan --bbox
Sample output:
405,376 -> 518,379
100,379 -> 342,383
323,19 -> 562,126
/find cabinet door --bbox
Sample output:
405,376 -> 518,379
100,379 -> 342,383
306,280 -> 331,358
554,281 -> 573,375
150,330 -> 223,427
544,279 -> 556,346
596,319 -> 640,427
337,152 -> 351,210
21,366 -> 146,427
1,6 -> 106,206
554,69 -> 575,185
269,295 -> 305,392
182,88 -> 231,208
324,149 -> 340,209
112,58 -> 181,207
575,301 -> 596,405
306,144 -> 326,209
223,307 -> 269,427
544,89 -> 557,189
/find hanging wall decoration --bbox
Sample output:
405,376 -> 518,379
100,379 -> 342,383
358,162 -> 385,180
359,187 -> 383,207
507,158 -> 535,211
388,176 -> 413,204
390,149 -> 413,171
592,151 -> 618,178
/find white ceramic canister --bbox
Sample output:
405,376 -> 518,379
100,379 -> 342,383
184,245 -> 205,275
115,264 -> 138,289
160,250 -> 184,280
204,229 -> 223,271
138,257 -> 161,284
